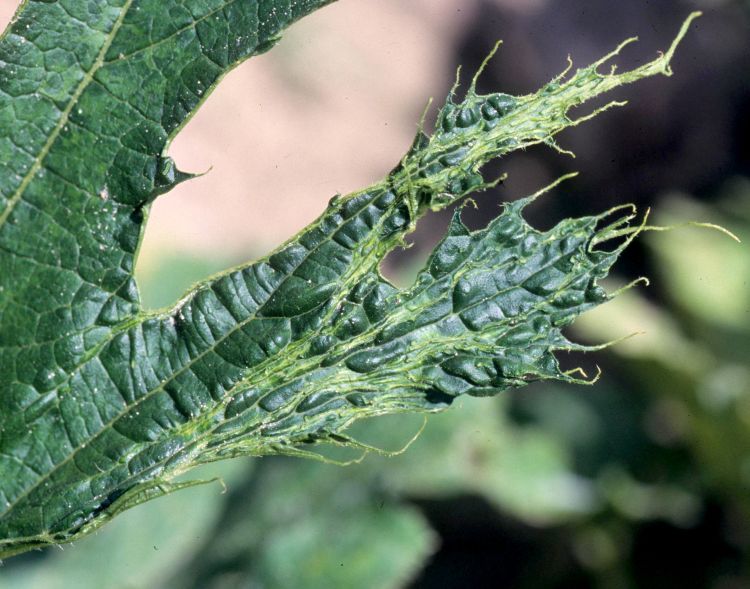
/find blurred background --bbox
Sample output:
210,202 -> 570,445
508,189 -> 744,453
1,0 -> 749,587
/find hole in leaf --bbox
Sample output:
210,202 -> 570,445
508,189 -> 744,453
379,206 -> 454,288
135,253 -> 238,311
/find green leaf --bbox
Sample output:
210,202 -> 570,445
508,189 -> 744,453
165,459 -> 435,589
344,399 -> 594,525
0,0 -> 700,557
0,462 -> 243,589
648,192 -> 750,329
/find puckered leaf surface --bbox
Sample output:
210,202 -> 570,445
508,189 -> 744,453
0,0 -> 699,557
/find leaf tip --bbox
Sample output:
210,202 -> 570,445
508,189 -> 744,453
661,11 -> 702,75
469,40 -> 504,93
